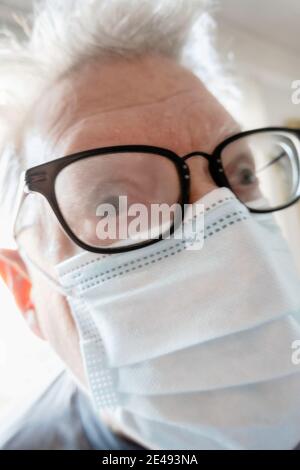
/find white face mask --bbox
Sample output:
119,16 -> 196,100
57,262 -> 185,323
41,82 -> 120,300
56,187 -> 300,450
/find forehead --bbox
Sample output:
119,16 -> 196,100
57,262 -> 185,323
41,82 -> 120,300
25,55 -> 237,164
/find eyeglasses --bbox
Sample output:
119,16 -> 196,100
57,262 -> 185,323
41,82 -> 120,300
13,127 -> 300,254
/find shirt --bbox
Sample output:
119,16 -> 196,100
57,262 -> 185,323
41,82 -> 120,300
0,370 -> 299,450
0,371 -> 144,450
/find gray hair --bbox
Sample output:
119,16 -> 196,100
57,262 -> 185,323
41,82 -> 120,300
0,0 -> 237,246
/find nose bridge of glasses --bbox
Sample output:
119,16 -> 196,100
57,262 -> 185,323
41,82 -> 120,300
182,151 -> 212,181
182,151 -> 211,162
182,151 -> 219,202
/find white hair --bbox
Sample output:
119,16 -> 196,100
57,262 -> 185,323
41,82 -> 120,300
0,0 -> 238,246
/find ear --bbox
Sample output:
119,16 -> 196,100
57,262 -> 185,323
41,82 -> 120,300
0,249 -> 45,340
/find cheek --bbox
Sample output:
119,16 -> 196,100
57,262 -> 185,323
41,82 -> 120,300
19,195 -> 87,384
31,273 -> 87,386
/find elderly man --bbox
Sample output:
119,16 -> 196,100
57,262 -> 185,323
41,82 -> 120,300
0,0 -> 300,450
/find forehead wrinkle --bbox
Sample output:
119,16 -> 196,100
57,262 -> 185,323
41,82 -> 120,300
35,93 -> 238,163
36,88 -> 205,158
32,55 -> 208,142
45,87 -> 197,142
74,87 -> 200,123
26,56 -> 238,163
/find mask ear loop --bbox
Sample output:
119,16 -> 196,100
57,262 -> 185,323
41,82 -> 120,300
19,247 -> 77,298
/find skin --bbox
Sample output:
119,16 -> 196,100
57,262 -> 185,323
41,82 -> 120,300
0,54 -> 238,434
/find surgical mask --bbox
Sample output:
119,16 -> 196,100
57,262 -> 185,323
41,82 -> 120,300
56,187 -> 300,450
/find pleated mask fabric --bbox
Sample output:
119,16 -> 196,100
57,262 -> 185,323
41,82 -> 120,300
56,187 -> 300,450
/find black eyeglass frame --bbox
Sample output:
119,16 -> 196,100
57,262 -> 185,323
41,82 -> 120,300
13,126 -> 300,254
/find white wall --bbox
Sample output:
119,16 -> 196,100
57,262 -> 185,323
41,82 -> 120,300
217,20 -> 300,125
216,19 -> 300,271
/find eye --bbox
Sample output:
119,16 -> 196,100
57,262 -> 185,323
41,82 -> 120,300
95,194 -> 122,214
224,152 -> 257,187
222,151 -> 261,204
237,166 -> 257,186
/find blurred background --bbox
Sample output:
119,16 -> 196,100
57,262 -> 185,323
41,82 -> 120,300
0,0 -> 299,419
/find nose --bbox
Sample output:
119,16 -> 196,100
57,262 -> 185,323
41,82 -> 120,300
183,152 -> 219,203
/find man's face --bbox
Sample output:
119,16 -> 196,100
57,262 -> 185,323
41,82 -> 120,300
20,54 -> 238,386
